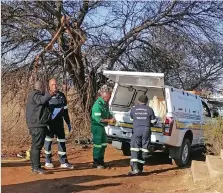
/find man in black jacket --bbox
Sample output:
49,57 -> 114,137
26,81 -> 54,174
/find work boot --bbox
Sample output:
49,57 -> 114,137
92,162 -> 105,169
138,163 -> 143,173
32,168 -> 46,174
100,160 -> 109,168
92,162 -> 98,168
92,159 -> 100,168
97,165 -> 105,169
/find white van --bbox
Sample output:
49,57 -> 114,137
103,70 -> 213,167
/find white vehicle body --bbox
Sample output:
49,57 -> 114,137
103,70 -> 211,166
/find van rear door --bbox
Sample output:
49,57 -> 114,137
103,70 -> 164,88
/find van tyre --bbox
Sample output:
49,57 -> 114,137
173,138 -> 191,167
122,142 -> 131,156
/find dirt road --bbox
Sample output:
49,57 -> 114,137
1,144 -> 222,193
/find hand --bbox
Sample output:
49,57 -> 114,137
109,118 -> 116,124
112,118 -> 116,123
67,124 -> 72,132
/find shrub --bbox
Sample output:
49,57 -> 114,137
203,117 -> 223,155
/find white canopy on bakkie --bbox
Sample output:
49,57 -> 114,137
103,70 -> 164,88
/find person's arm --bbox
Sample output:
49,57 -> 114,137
150,108 -> 157,125
62,93 -> 71,125
130,107 -> 134,121
108,111 -> 113,119
101,118 -> 112,123
33,92 -> 52,105
92,105 -> 111,123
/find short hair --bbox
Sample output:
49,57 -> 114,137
138,95 -> 148,104
98,84 -> 112,94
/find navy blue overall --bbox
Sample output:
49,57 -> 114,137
44,91 -> 70,164
130,104 -> 156,172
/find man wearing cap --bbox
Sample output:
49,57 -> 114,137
129,95 -> 157,175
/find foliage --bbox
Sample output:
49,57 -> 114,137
204,117 -> 223,155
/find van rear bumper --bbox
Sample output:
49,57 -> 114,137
105,125 -> 164,145
107,135 -> 131,144
108,136 -> 165,151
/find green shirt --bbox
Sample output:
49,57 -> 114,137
91,97 -> 112,127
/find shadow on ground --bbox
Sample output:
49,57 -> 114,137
1,161 -> 30,168
2,175 -> 121,193
1,164 -> 186,193
107,151 -> 205,168
1,150 -> 205,170
107,152 -> 172,168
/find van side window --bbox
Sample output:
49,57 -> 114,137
201,101 -> 211,117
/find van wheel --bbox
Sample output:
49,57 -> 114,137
122,142 -> 131,156
173,138 -> 191,167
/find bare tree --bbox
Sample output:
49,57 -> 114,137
125,27 -> 223,90
2,1 -> 223,144
2,1 -> 223,108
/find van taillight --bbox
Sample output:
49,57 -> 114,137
163,117 -> 174,136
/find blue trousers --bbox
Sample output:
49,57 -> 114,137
44,120 -> 68,164
130,127 -> 151,171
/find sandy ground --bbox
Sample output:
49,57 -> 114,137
1,144 -> 223,193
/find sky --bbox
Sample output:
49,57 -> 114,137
2,1 -> 223,88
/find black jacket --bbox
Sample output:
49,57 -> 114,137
49,91 -> 70,125
26,90 -> 52,128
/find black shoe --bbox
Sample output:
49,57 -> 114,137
92,163 -> 105,169
138,167 -> 143,173
92,163 -> 98,168
32,168 -> 46,174
101,162 -> 109,168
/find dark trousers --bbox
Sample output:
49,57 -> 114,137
44,119 -> 68,164
130,127 -> 151,171
30,127 -> 47,170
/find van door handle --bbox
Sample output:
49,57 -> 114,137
178,108 -> 183,110
193,111 -> 196,113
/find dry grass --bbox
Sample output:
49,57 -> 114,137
203,117 -> 223,155
1,86 -> 91,149
2,72 -> 222,156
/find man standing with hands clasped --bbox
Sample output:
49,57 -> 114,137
26,81 -> 55,174
91,85 -> 116,169
44,78 -> 73,169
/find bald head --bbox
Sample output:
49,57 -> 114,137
101,91 -> 111,103
34,81 -> 44,92
49,78 -> 56,85
49,78 -> 58,93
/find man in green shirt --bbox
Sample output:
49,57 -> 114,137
91,89 -> 115,169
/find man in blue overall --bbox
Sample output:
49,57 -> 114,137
44,78 -> 73,169
129,95 -> 157,175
